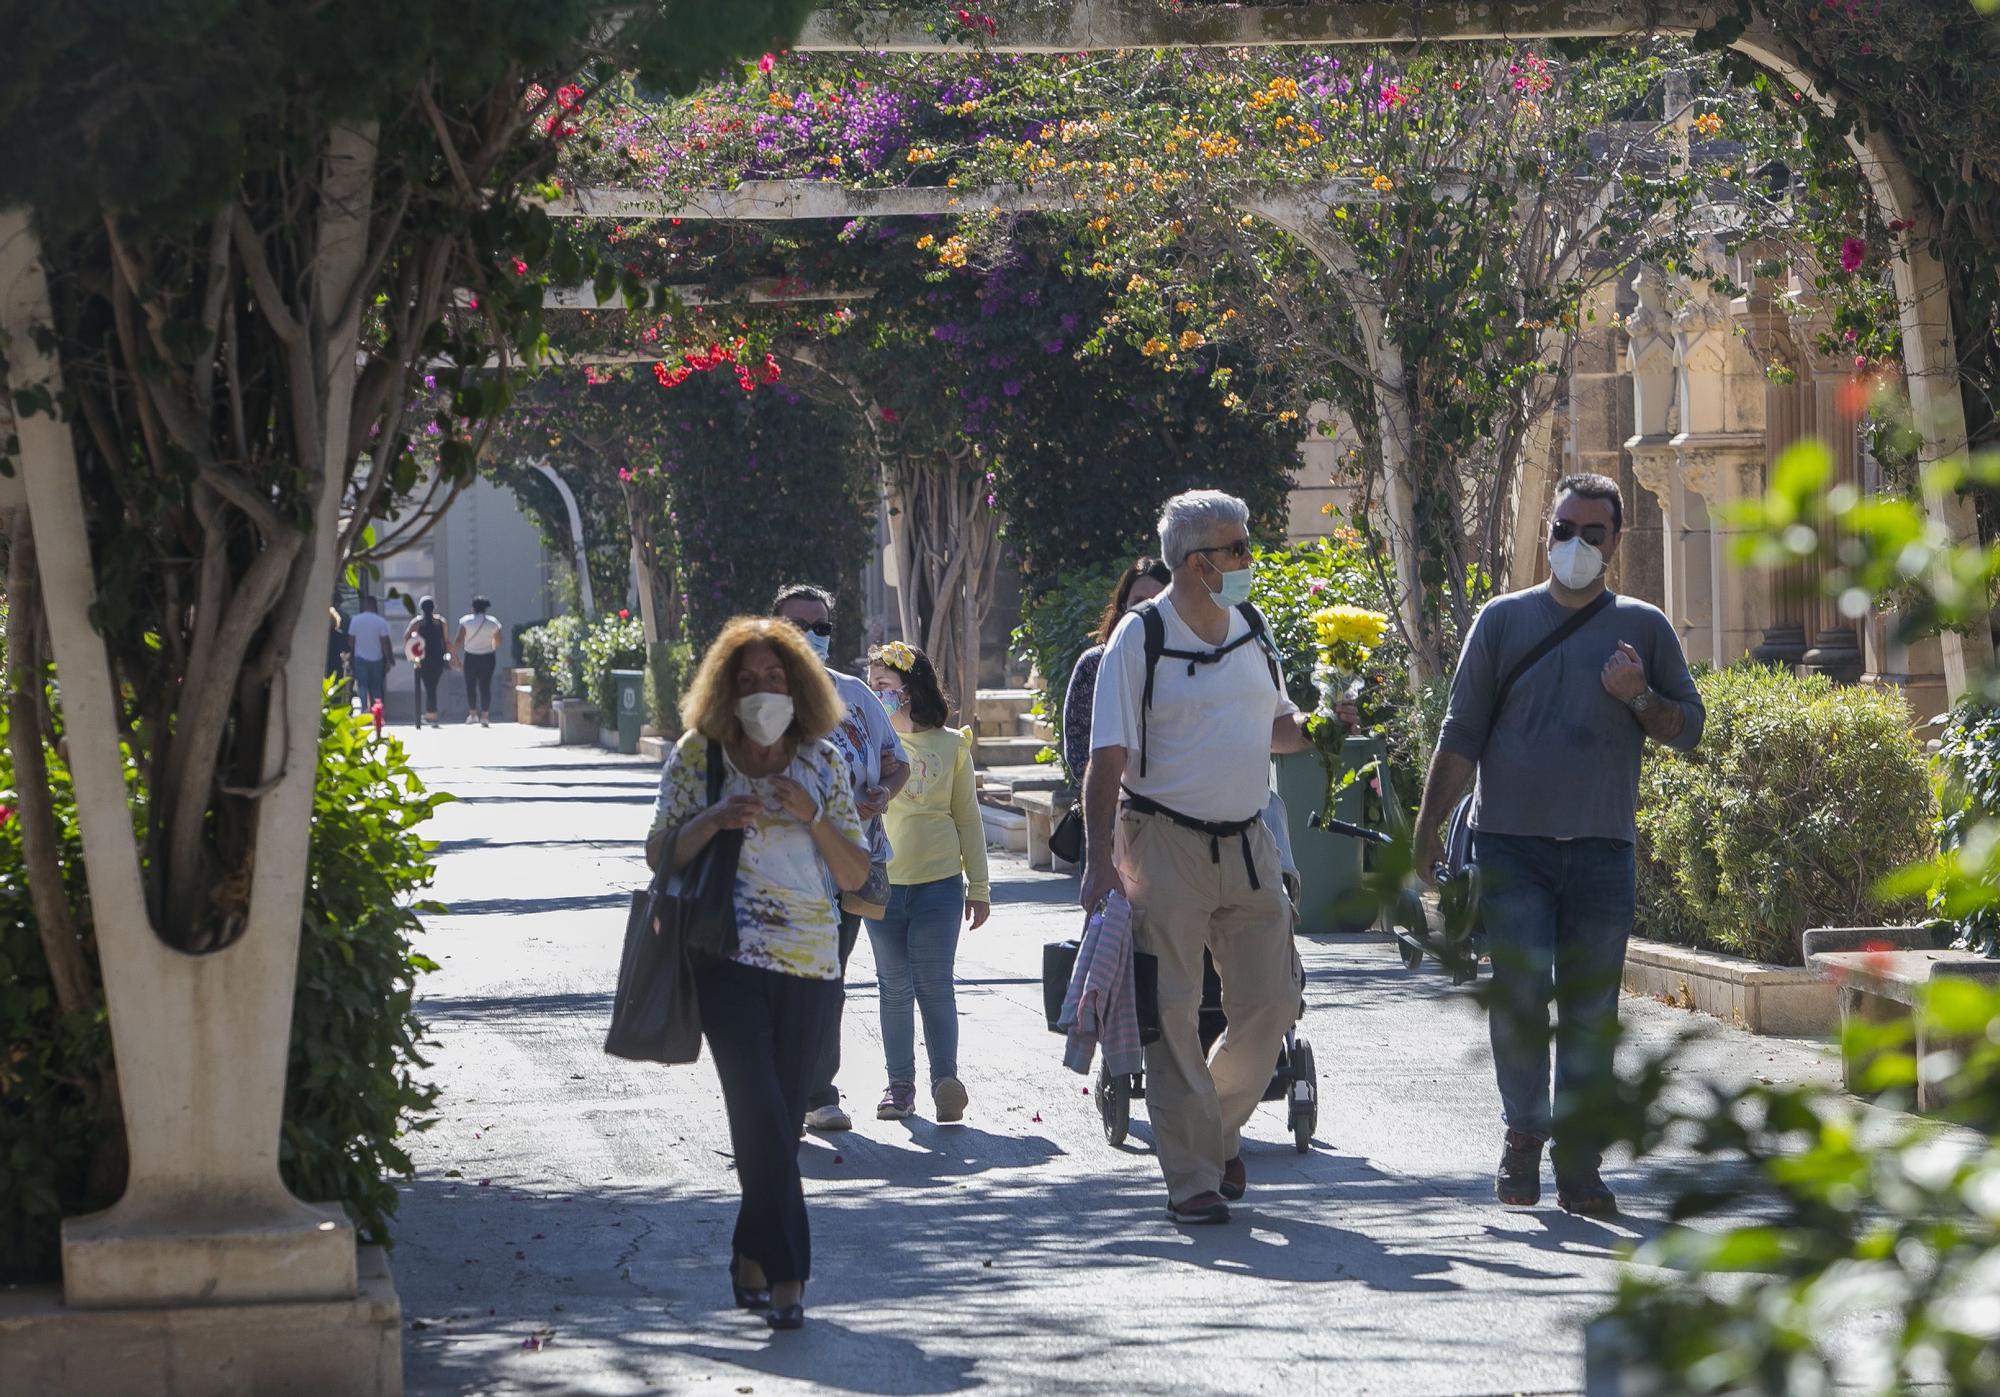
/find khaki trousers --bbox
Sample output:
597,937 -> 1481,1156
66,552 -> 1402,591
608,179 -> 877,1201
1117,806 -> 1298,1203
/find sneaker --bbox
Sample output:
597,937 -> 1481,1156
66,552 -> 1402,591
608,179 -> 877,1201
479,716 -> 490,727
1219,1155 -> 1246,1202
876,1084 -> 915,1120
465,713 -> 477,724
803,1104 -> 852,1132
1555,1165 -> 1619,1217
932,1076 -> 968,1123
1496,1129 -> 1545,1207
1166,1191 -> 1231,1226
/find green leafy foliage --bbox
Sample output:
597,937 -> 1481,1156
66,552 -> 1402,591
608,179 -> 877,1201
1,694 -> 443,1280
1931,703 -> 2000,955
645,640 -> 696,737
1635,664 -> 1936,965
520,615 -> 588,703
1011,559 -> 1129,782
582,612 -> 647,717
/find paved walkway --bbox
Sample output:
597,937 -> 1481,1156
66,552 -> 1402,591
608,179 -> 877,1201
392,725 -> 1840,1396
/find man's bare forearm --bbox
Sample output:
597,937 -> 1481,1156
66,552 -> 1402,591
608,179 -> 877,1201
1082,745 -> 1127,864
1413,748 -> 1476,843
1633,694 -> 1686,745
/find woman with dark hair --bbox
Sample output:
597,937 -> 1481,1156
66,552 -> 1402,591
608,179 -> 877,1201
863,640 -> 990,1123
648,616 -> 870,1330
403,596 -> 451,728
454,596 -> 504,727
1061,557 -> 1172,781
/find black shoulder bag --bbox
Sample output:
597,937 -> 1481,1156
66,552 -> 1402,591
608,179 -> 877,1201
606,739 -> 743,1062
1441,591 -> 1615,877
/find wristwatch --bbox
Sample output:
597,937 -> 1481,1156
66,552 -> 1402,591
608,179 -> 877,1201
1627,688 -> 1657,716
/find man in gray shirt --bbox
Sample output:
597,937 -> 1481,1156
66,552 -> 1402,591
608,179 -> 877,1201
1413,473 -> 1704,1216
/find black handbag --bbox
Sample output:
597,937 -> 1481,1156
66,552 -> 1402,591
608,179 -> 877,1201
605,879 -> 702,1063
1041,937 -> 1162,1046
1048,801 -> 1084,865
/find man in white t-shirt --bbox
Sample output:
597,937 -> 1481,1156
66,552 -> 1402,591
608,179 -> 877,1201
1082,489 -> 1353,1226
772,584 -> 909,1133
346,597 -> 395,712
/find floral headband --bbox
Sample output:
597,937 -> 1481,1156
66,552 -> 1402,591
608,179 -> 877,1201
876,640 -> 917,673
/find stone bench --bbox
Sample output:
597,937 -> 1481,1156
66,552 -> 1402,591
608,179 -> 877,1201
1804,925 -> 2000,1112
1012,789 -> 1060,871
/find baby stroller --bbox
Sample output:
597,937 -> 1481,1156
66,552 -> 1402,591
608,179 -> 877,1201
1043,934 -> 1320,1155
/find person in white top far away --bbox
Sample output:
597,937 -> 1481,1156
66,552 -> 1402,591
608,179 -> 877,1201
453,596 -> 505,727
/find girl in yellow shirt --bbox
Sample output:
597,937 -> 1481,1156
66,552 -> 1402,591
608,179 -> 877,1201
865,641 -> 992,1123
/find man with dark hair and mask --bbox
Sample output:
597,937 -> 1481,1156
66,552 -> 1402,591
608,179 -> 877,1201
772,583 -> 910,1133
1413,473 -> 1704,1218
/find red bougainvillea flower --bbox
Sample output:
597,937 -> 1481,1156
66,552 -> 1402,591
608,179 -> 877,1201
511,258 -> 528,277
0,805 -> 15,829
880,407 -> 899,423
1839,237 -> 1867,273
618,609 -> 630,621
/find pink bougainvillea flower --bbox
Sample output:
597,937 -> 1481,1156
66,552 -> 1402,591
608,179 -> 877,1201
0,805 -> 15,828
1839,237 -> 1867,273
510,258 -> 528,278
758,53 -> 775,74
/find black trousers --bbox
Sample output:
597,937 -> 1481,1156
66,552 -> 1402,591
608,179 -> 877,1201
417,662 -> 446,717
464,652 -> 497,711
806,910 -> 864,1111
695,956 -> 839,1285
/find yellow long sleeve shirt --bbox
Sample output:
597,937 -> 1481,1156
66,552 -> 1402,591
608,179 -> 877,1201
882,725 -> 991,903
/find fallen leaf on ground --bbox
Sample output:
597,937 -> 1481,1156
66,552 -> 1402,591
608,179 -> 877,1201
1031,1113 -> 1042,1122
521,1328 -> 556,1352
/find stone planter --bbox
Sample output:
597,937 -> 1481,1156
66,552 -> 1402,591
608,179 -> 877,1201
553,697 -> 598,746
1621,935 -> 1836,1036
510,667 -> 547,726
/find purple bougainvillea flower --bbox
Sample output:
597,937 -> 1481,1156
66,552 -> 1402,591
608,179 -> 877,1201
1839,237 -> 1867,273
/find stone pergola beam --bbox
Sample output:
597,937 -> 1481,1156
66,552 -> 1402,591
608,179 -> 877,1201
542,176 -> 1385,222
796,1 -> 1724,52
541,280 -> 875,310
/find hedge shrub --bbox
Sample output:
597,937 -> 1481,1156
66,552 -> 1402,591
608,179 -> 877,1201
1635,664 -> 1936,965
0,694 -> 443,1281
581,612 -> 647,719
519,614 -> 587,705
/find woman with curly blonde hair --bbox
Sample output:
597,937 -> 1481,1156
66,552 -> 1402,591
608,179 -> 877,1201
647,616 -> 870,1330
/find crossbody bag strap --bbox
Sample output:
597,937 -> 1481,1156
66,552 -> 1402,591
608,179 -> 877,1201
1490,590 -> 1615,719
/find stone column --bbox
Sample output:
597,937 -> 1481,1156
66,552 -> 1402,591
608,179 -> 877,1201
1624,265 -> 1711,655
1672,274 -> 1768,668
1799,346 -> 1866,684
1731,248 -> 1813,666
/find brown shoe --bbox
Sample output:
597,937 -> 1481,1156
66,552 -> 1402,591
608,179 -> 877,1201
1166,1191 -> 1231,1225
1219,1155 -> 1246,1201
1496,1129 -> 1544,1206
1556,1167 -> 1618,1217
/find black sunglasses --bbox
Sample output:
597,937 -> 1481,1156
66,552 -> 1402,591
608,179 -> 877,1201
1191,538 -> 1252,562
1550,520 -> 1611,546
787,618 -> 834,637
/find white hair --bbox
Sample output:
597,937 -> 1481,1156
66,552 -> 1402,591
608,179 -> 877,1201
1157,489 -> 1251,571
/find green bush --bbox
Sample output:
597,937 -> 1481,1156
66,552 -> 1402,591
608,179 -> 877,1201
581,612 -> 647,718
520,614 -> 587,703
1932,702 -> 2000,956
0,692 -> 443,1281
645,639 -> 695,737
1011,559 -> 1128,783
1635,664 -> 1936,965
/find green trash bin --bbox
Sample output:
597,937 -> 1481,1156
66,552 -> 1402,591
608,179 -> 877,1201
1272,735 -> 1386,935
610,669 -> 644,755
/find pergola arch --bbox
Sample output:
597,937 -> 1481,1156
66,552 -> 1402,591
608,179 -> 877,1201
785,1 -> 1991,695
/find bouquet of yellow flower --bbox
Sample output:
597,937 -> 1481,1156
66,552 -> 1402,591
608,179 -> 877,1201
1305,603 -> 1390,776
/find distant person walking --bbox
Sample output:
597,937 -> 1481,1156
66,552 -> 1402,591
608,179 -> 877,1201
347,597 -> 395,714
326,605 -> 351,690
404,596 -> 451,728
647,616 -> 871,1331
455,597 -> 505,727
863,640 -> 990,1124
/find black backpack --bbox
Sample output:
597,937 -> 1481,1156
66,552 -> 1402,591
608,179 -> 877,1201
1130,599 -> 1283,777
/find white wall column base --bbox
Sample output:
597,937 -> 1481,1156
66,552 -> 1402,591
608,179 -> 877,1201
3,1244 -> 400,1396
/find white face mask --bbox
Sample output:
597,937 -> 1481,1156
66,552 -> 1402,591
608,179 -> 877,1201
1549,536 -> 1605,590
737,692 -> 795,746
803,630 -> 831,662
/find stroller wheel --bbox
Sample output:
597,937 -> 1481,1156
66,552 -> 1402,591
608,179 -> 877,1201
1396,934 -> 1424,971
1287,1040 -> 1317,1154
1096,1061 -> 1131,1147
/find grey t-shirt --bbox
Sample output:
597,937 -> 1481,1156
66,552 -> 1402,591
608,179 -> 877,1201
1436,585 -> 1703,844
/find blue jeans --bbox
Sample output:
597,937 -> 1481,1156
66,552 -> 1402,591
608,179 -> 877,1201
865,876 -> 965,1086
1473,832 -> 1636,1169
353,657 -> 386,710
